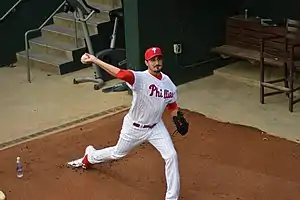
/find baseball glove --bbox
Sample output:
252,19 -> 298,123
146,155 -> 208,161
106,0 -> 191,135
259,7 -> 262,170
172,110 -> 189,136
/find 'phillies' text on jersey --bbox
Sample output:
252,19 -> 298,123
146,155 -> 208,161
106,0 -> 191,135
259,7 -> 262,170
148,84 -> 174,98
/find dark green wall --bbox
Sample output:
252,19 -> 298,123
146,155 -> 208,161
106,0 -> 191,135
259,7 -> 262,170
0,0 -> 64,67
123,0 -> 240,85
2,0 -> 300,81
122,0 -> 140,71
123,0 -> 300,85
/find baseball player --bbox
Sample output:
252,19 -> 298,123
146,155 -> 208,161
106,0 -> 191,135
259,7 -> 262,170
67,47 -> 189,200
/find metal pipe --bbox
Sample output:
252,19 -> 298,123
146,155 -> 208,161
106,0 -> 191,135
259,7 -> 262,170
73,12 -> 78,48
0,0 -> 26,23
25,36 -> 30,82
110,17 -> 118,48
25,0 -> 66,82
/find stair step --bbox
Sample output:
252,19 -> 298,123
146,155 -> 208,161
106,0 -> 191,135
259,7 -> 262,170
16,50 -> 71,74
29,36 -> 86,60
86,0 -> 122,10
41,24 -> 88,47
56,10 -> 110,24
16,50 -> 86,75
78,2 -> 113,19
53,12 -> 110,35
14,1 -> 122,75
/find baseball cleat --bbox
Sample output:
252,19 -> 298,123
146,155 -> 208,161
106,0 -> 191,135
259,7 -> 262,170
82,154 -> 91,169
67,157 -> 83,168
67,145 -> 95,169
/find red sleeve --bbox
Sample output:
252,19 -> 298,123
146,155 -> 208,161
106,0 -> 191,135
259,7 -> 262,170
166,102 -> 179,112
115,69 -> 135,85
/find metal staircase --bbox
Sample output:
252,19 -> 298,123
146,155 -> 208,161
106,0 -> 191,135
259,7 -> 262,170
16,0 -> 122,75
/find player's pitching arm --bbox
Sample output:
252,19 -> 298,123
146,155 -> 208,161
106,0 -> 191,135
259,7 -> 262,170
81,53 -> 135,85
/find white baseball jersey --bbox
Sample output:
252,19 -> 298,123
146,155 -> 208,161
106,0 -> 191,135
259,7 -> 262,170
126,70 -> 177,125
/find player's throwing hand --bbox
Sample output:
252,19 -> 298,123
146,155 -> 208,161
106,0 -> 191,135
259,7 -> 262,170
81,53 -> 96,64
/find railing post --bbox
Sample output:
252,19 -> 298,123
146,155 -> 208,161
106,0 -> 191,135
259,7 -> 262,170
73,13 -> 78,48
25,33 -> 31,83
24,0 -> 66,83
0,0 -> 25,23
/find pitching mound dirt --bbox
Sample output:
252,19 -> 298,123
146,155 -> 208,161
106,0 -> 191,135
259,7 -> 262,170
1,109 -> 300,199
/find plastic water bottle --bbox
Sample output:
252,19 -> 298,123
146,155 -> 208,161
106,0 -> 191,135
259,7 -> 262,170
244,9 -> 248,19
16,157 -> 23,178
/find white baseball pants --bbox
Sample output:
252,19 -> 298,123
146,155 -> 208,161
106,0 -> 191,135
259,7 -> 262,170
87,114 -> 180,200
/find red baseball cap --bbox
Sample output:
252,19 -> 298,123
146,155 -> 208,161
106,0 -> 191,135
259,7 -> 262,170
144,47 -> 163,60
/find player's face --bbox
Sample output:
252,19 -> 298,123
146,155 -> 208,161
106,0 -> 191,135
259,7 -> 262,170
145,56 -> 163,73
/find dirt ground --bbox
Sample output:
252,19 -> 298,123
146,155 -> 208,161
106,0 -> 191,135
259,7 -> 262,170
1,109 -> 300,200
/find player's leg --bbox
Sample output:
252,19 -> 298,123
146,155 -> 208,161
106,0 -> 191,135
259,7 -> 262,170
67,132 -> 145,168
147,121 -> 180,200
88,131 -> 145,164
67,116 -> 147,168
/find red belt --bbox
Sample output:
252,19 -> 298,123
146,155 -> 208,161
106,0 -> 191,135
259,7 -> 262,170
133,122 -> 157,129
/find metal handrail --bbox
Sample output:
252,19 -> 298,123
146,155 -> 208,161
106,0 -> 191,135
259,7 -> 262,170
0,0 -> 27,23
25,0 -> 66,83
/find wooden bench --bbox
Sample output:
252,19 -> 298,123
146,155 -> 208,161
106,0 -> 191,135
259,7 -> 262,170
211,15 -> 300,112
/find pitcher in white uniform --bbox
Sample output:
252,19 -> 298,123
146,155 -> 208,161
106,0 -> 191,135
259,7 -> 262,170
67,47 -> 187,200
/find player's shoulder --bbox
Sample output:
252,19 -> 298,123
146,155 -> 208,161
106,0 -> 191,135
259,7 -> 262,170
161,72 -> 170,80
127,69 -> 147,77
128,69 -> 147,74
162,73 -> 175,84
163,74 -> 177,91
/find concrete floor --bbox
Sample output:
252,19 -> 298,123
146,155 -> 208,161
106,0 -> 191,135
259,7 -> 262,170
178,72 -> 300,143
0,65 -> 131,146
1,61 -> 300,149
177,61 -> 300,143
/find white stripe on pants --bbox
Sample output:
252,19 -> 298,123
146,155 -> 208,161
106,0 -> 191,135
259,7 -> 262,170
88,115 -> 180,200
